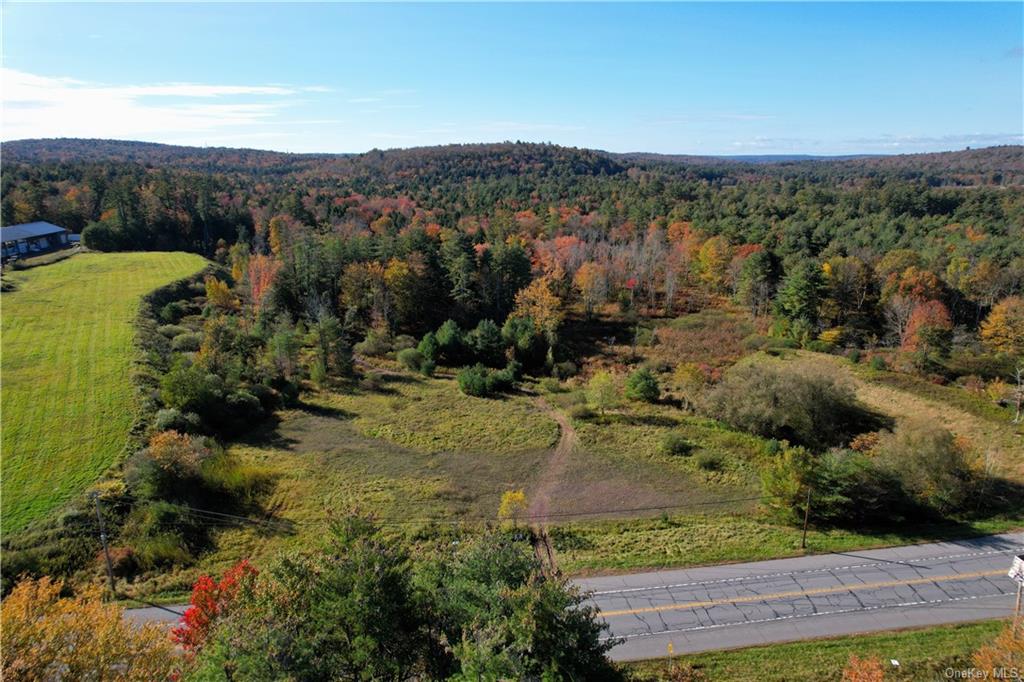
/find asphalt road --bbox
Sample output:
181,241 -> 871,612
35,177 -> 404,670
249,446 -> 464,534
125,532 -> 1023,663
575,531 -> 1024,661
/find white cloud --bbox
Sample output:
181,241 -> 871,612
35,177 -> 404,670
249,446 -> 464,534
0,68 -> 327,140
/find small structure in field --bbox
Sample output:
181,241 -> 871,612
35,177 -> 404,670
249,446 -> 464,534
1,222 -> 72,262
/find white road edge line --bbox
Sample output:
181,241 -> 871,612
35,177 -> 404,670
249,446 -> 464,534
586,546 -> 1023,597
599,590 -> 1014,642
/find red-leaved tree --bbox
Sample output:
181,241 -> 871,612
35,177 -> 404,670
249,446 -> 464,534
248,254 -> 281,315
902,299 -> 953,353
172,559 -> 258,653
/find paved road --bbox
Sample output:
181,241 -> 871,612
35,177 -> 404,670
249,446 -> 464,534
126,533 -> 1023,662
575,532 -> 1023,661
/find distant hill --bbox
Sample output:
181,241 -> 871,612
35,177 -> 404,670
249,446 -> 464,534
614,152 -> 882,165
4,138 -> 1021,184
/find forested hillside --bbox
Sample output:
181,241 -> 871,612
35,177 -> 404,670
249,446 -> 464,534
3,140 -> 1022,336
3,138 -> 1023,599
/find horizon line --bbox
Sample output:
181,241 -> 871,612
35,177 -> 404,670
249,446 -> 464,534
4,136 -> 1023,160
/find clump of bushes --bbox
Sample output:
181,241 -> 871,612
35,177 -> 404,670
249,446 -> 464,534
159,358 -> 273,434
873,421 -> 976,514
353,328 -> 392,357
701,364 -> 882,451
159,301 -> 188,324
125,430 -> 212,501
153,408 -> 202,434
397,348 -> 424,371
122,429 -> 270,569
157,324 -> 190,338
457,363 -> 516,398
869,355 -> 888,371
171,332 -> 202,352
539,377 -> 564,393
660,433 -> 693,456
625,368 -> 660,403
695,452 -> 725,471
568,404 -> 596,421
762,420 -> 993,528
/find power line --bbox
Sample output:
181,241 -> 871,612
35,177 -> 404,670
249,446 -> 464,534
110,493 -> 783,532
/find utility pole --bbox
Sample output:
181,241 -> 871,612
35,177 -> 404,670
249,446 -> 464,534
91,492 -> 117,596
801,487 -> 812,550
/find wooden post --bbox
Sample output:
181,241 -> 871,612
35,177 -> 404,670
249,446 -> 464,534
91,493 -> 117,596
801,487 -> 812,550
1015,583 -> 1022,638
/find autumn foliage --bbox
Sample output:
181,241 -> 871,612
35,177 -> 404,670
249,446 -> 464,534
972,622 -> 1024,676
1,576 -> 177,681
980,296 -> 1024,358
204,276 -> 240,312
146,430 -> 209,475
512,276 -> 564,340
902,299 -> 953,352
172,559 -> 258,653
247,254 -> 282,315
840,654 -> 885,682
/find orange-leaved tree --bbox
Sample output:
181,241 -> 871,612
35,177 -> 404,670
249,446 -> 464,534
248,253 -> 282,316
980,296 -> 1024,359
902,299 -> 953,354
1,576 -> 177,681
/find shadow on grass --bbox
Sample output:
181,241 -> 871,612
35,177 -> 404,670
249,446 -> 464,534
579,412 -> 682,428
294,399 -> 355,419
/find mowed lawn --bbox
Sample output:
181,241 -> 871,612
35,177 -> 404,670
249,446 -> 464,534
1,252 -> 207,533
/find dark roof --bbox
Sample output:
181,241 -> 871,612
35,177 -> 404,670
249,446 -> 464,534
1,221 -> 69,242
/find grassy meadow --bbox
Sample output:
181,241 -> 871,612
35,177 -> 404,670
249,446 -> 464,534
119,374 -> 562,597
118,305 -> 1022,598
1,252 -> 207,533
625,620 -> 1006,681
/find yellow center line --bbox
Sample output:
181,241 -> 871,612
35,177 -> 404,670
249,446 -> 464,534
599,569 -> 1004,618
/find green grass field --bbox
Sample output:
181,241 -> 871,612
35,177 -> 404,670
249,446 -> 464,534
625,620 -> 1006,681
117,375 -> 562,598
553,513 -> 1023,574
1,252 -> 207,533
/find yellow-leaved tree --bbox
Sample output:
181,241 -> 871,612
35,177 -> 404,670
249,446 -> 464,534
980,296 -> 1024,359
1,576 -> 178,681
511,276 -> 564,342
498,489 -> 528,526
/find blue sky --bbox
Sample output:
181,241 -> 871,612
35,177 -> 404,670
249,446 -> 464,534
2,3 -> 1021,155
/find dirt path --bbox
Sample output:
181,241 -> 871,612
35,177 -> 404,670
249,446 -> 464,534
527,398 -> 578,523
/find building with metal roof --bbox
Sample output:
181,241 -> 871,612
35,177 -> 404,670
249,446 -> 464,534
1,222 -> 71,262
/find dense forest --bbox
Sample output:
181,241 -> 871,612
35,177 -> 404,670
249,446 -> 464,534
3,140 -> 1022,345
